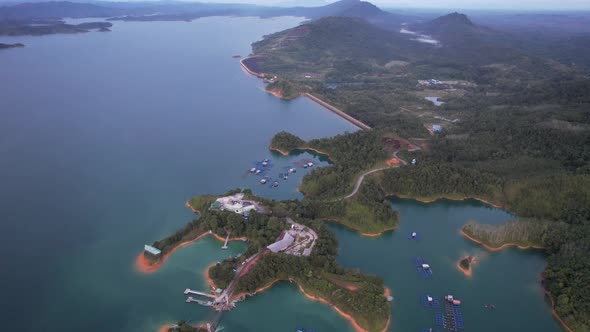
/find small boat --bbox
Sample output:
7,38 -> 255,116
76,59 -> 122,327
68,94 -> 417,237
260,179 -> 267,184
288,168 -> 296,173
262,161 -> 268,167
307,162 -> 313,167
255,169 -> 261,174
411,232 -> 417,238
303,164 -> 308,168
249,167 -> 256,173
283,175 -> 288,180
272,181 -> 279,187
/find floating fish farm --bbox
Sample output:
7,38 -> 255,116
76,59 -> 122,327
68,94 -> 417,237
420,294 -> 440,308
415,257 -> 433,278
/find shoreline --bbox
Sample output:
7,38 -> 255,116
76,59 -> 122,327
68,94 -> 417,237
228,276 -> 390,332
386,193 -> 504,209
269,146 -> 333,160
239,56 -> 370,131
542,278 -> 575,332
185,200 -> 201,214
322,218 -> 398,237
459,229 -> 545,252
135,231 -> 211,273
135,231 -> 246,274
239,56 -> 265,78
456,255 -> 475,277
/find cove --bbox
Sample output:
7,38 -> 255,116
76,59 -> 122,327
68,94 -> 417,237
330,197 -> 562,332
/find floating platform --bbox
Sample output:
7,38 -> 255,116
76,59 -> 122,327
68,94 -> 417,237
415,257 -> 433,278
435,301 -> 464,331
420,294 -> 440,308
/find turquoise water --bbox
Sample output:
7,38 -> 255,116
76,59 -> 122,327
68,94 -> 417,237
332,198 -> 561,332
0,17 -> 562,332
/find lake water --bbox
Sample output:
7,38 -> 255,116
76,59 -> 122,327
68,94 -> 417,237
0,17 -> 562,332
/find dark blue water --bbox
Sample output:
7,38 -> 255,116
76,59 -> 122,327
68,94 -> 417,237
0,17 -> 357,332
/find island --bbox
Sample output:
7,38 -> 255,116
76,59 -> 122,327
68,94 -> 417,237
142,189 -> 391,332
457,256 -> 476,277
0,21 -> 113,36
0,42 -> 24,49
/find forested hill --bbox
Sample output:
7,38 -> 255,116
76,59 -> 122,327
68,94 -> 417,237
250,14 -> 572,82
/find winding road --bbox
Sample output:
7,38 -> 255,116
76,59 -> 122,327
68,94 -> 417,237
340,151 -> 408,200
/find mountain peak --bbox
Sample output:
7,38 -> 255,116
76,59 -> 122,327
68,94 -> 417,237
432,12 -> 474,27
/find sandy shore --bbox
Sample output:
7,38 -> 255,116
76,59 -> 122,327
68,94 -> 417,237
460,229 -> 545,252
542,279 -> 575,332
135,231 -> 211,273
157,324 -> 171,332
323,218 -> 397,237
185,200 -> 201,214
230,277 -> 389,332
456,255 -> 476,277
267,89 -> 287,99
269,147 -> 289,156
135,231 -> 247,274
387,193 -> 503,209
269,146 -> 333,160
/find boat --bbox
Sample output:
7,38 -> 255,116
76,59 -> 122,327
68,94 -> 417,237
283,175 -> 288,180
411,232 -> 417,238
272,181 -> 279,187
303,164 -> 308,168
307,162 -> 313,167
260,179 -> 267,184
262,161 -> 268,167
250,167 -> 257,173
288,168 -> 296,173
255,169 -> 261,174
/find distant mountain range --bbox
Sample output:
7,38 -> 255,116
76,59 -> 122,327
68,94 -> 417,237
0,0 -> 414,26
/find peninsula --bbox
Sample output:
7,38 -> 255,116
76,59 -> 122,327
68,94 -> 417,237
141,189 -> 391,332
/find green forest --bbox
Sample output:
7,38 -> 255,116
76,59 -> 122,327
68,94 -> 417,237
250,14 -> 590,331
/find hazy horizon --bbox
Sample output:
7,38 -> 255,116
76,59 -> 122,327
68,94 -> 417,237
1,0 -> 590,11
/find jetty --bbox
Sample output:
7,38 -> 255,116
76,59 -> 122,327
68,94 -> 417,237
184,289 -> 216,298
222,232 -> 230,250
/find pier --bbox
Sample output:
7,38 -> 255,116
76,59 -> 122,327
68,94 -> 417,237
184,289 -> 216,298
222,232 -> 230,250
